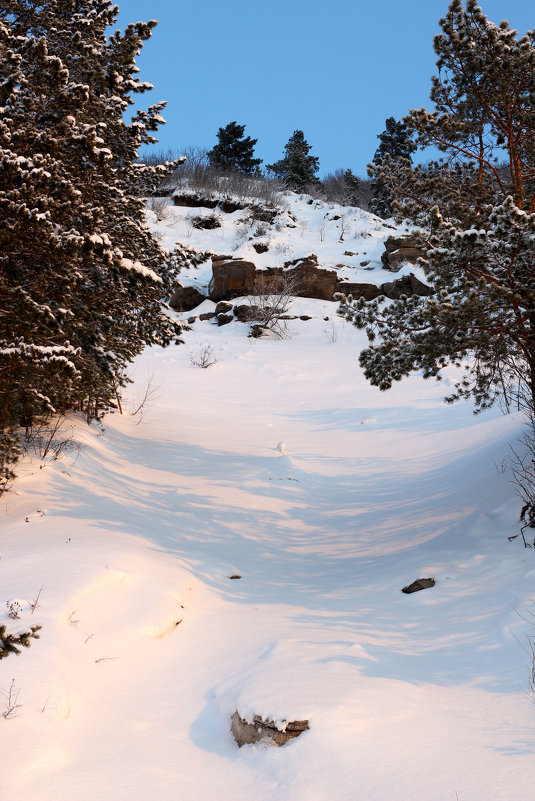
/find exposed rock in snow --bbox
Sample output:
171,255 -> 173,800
231,710 -> 309,747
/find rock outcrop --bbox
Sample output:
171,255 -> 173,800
381,236 -> 427,272
176,252 -> 433,313
211,257 -> 257,301
282,255 -> 338,301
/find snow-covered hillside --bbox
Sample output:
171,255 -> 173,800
149,190 -> 421,297
2,192 -> 534,801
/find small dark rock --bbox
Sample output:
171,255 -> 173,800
249,324 -> 264,338
402,577 -> 435,594
215,301 -> 233,315
187,315 -> 197,324
299,315 -> 312,321
217,313 -> 233,326
360,260 -> 370,267
199,312 -> 216,321
228,575 -> 242,580
253,242 -> 269,254
234,304 -> 266,322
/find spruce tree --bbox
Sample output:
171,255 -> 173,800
0,1 -> 184,488
267,130 -> 320,192
206,121 -> 262,174
343,169 -> 361,206
340,1 -> 535,415
369,117 -> 415,218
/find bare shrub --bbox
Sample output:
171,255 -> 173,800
247,270 -> 301,339
130,373 -> 162,424
322,169 -> 374,210
324,320 -> 338,343
338,211 -> 352,242
273,242 -> 291,265
190,344 -> 218,368
153,145 -> 285,209
1,679 -> 22,719
508,421 -> 535,547
6,601 -> 21,620
146,196 -> 170,221
30,586 -> 43,614
23,416 -> 79,462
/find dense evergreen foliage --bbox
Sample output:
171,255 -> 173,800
0,624 -> 41,659
0,1 -> 185,488
369,117 -> 415,218
267,130 -> 320,192
207,121 -> 262,175
340,0 -> 535,415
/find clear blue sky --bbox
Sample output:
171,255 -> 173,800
117,0 -> 533,177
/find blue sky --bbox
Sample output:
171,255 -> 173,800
117,0 -> 534,177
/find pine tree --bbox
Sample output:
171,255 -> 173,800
343,169 -> 360,206
207,121 -> 262,175
0,624 -> 41,659
369,117 -> 415,218
267,130 -> 320,192
340,1 -> 535,415
0,1 -> 184,488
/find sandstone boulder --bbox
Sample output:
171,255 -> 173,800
336,281 -> 382,301
381,273 -> 433,299
169,283 -> 208,312
234,304 -> 266,322
281,256 -> 338,301
211,258 -> 257,301
382,236 -> 427,272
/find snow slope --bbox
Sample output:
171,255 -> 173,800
1,194 -> 534,801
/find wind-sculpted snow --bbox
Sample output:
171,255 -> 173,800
2,198 -> 534,801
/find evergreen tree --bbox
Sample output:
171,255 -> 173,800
340,1 -> 535,415
342,169 -> 361,206
0,624 -> 41,659
0,1 -> 184,488
207,121 -> 262,174
369,117 -> 415,218
267,130 -> 320,192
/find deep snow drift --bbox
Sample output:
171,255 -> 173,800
2,192 -> 534,801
